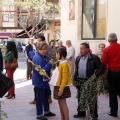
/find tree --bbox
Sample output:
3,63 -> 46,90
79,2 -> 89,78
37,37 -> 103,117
0,0 -> 59,38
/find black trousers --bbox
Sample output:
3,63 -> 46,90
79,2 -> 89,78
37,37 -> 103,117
107,70 -> 120,114
77,87 -> 98,117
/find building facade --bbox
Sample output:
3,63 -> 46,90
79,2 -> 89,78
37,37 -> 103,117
0,0 -> 60,44
60,0 -> 120,56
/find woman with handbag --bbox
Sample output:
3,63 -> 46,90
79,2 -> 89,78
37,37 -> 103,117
50,47 -> 72,120
4,41 -> 18,99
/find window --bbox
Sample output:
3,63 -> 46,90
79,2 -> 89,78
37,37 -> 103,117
21,15 -> 28,22
3,14 -> 14,22
9,14 -> 14,22
82,0 -> 107,39
3,14 -> 9,22
18,15 -> 28,27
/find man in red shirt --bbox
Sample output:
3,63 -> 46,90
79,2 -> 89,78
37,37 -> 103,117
102,33 -> 120,117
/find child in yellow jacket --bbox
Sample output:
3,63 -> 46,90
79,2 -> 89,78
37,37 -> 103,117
51,47 -> 72,120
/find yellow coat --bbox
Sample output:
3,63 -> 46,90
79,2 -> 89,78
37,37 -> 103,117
56,61 -> 72,91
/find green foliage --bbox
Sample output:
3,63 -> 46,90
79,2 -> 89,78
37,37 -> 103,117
0,101 -> 8,120
78,73 -> 108,120
51,47 -> 57,70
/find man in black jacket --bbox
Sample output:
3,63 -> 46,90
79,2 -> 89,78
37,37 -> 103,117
73,43 -> 104,119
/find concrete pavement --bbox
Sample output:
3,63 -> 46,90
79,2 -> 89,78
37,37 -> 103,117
1,53 -> 120,120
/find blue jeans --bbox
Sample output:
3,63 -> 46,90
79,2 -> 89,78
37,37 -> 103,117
35,87 -> 50,117
34,85 -> 51,101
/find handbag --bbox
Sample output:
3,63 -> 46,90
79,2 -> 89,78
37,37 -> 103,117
9,57 -> 18,69
0,71 -> 14,98
5,54 -> 18,69
53,86 -> 71,100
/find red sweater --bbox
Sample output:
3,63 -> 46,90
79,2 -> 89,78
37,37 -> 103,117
102,42 -> 120,70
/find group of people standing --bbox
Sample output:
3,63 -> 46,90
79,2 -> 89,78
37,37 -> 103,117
25,34 -> 75,120
73,33 -> 120,119
1,32 -> 120,120
17,33 -> 120,120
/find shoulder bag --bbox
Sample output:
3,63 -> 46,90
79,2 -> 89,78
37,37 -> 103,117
0,71 -> 14,98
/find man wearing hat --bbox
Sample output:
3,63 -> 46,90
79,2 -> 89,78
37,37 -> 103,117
26,38 -> 36,80
102,33 -> 120,117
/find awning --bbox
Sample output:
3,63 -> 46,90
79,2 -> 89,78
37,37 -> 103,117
16,23 -> 45,38
0,33 -> 18,39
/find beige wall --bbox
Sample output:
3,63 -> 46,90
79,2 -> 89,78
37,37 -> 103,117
107,0 -> 120,40
60,0 -> 113,57
3,22 -> 15,27
61,0 -> 82,57
0,8 -> 3,27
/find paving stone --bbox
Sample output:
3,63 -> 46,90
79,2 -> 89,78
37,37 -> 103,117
1,58 -> 120,120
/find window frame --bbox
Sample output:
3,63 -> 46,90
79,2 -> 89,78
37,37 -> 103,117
3,14 -> 14,22
81,0 -> 106,40
3,14 -> 9,22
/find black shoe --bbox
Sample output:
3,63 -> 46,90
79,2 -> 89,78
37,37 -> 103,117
92,115 -> 98,120
92,118 -> 98,120
44,112 -> 56,117
37,116 -> 48,120
73,113 -> 86,118
108,112 -> 117,117
92,114 -> 98,118
5,93 -> 10,97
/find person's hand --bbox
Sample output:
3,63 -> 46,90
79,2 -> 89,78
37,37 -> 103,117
49,59 -> 54,65
91,74 -> 96,80
48,78 -> 51,82
58,91 -> 63,96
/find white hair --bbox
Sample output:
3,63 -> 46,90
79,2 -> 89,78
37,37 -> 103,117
108,33 -> 117,42
66,40 -> 71,44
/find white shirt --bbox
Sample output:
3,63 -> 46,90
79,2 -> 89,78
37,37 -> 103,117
49,60 -> 72,86
66,45 -> 75,60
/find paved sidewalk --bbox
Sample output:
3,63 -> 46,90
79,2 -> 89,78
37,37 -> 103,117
1,82 -> 120,120
1,57 -> 120,120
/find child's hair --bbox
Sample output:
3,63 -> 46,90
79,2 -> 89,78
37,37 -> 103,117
56,47 -> 67,66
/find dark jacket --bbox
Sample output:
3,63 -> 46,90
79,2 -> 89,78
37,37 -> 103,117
32,52 -> 52,89
26,44 -> 36,60
73,53 -> 104,82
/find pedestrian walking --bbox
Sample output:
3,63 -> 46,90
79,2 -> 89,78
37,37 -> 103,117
4,41 -> 18,99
